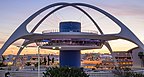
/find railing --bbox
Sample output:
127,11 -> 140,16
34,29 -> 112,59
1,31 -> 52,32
36,40 -> 103,47
42,29 -> 98,34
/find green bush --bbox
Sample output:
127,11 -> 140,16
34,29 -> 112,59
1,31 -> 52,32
43,67 -> 89,77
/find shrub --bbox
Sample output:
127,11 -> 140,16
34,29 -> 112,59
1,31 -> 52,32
43,67 -> 89,77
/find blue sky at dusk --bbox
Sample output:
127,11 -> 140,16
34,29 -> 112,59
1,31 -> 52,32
0,0 -> 144,55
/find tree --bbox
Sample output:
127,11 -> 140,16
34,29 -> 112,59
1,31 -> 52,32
43,67 -> 89,77
138,52 -> 144,67
138,52 -> 143,59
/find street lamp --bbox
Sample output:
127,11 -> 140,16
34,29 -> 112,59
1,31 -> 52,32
37,46 -> 40,77
16,45 -> 41,77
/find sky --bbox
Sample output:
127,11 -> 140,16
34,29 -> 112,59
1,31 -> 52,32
0,0 -> 144,55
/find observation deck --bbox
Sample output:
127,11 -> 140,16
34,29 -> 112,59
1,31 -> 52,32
35,29 -> 104,50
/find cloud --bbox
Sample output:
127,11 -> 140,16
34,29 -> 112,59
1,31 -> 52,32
0,40 -> 24,49
91,1 -> 144,16
0,40 -> 4,44
12,42 -> 23,46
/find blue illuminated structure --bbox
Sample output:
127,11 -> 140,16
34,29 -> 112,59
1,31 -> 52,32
59,22 -> 81,67
60,22 -> 81,32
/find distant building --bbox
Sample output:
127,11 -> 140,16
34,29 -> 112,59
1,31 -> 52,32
128,47 -> 144,68
82,53 -> 115,70
81,53 -> 101,69
113,51 -> 133,68
100,53 -> 114,70
82,53 -> 100,61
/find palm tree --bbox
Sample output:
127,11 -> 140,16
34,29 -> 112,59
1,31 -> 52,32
138,52 -> 144,67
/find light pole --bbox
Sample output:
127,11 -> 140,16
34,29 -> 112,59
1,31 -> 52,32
16,45 -> 41,77
37,46 -> 40,77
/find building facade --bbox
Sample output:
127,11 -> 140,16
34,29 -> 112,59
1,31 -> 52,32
113,51 -> 133,68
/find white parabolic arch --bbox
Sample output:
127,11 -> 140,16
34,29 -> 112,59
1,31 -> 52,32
0,3 -> 144,62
